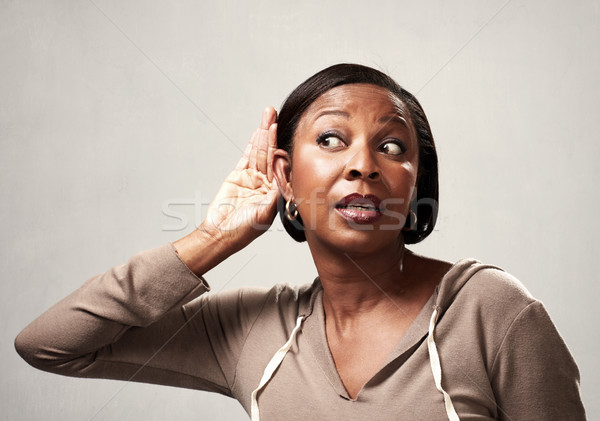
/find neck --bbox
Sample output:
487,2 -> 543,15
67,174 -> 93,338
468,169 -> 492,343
307,235 -> 419,328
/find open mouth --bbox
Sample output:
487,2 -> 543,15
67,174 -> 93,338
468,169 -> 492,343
336,203 -> 379,211
335,193 -> 381,211
335,193 -> 382,224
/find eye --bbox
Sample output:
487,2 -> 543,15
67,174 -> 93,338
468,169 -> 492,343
379,139 -> 406,156
316,133 -> 345,149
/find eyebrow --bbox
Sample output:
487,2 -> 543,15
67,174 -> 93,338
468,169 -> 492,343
378,115 -> 409,128
313,110 -> 410,128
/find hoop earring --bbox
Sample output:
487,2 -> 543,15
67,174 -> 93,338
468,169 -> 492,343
285,199 -> 299,221
403,209 -> 418,231
409,210 -> 417,226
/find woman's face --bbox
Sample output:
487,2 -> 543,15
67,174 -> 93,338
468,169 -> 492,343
281,83 -> 419,255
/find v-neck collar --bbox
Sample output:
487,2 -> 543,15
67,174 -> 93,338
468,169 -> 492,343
299,257 -> 481,400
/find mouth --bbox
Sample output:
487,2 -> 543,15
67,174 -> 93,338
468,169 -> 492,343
335,193 -> 382,224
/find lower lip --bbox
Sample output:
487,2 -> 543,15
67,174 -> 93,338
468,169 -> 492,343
335,207 -> 382,224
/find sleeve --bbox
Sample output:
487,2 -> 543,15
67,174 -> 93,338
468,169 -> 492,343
490,300 -> 587,421
14,243 -> 237,395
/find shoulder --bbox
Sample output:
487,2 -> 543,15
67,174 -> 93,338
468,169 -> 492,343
436,260 -> 549,351
209,280 -> 316,305
437,261 -> 585,418
192,279 -> 319,320
437,261 -> 575,372
465,265 -> 534,304
446,260 -> 537,316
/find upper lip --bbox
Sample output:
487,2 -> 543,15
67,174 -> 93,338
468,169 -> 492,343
335,193 -> 382,210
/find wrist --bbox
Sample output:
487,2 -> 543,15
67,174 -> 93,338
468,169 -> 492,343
173,225 -> 233,276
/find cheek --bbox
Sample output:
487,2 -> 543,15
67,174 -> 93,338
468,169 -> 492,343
384,161 -> 418,191
289,148 -> 344,199
380,163 -> 419,213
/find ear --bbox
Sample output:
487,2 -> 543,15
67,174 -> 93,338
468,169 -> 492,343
272,149 -> 293,200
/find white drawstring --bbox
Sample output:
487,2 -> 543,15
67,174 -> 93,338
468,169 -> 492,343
251,308 -> 457,420
251,315 -> 305,421
427,306 -> 460,421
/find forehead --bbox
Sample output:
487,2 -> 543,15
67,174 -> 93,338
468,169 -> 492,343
302,83 -> 409,122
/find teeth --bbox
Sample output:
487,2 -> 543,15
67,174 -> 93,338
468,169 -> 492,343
343,205 -> 376,211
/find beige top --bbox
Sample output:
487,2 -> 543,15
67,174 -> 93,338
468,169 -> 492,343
15,243 -> 586,420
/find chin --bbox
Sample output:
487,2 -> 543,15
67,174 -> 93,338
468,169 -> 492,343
306,226 -> 403,257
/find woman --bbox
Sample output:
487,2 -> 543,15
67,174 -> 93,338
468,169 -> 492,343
15,64 -> 585,420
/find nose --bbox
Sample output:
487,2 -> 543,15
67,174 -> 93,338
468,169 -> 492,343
344,145 -> 381,182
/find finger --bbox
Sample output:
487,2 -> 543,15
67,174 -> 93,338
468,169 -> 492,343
261,106 -> 277,130
260,107 -> 270,129
266,123 -> 277,182
252,107 -> 276,171
256,128 -> 269,174
235,136 -> 254,170
249,128 -> 259,170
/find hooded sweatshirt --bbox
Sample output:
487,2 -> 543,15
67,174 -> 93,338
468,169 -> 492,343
15,243 -> 586,420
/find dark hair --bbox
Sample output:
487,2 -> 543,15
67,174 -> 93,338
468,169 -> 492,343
277,63 -> 438,244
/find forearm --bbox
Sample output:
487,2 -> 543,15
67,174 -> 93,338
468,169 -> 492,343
15,244 -> 209,373
15,106 -> 278,391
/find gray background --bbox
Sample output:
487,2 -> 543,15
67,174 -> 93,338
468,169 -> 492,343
2,0 -> 598,419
